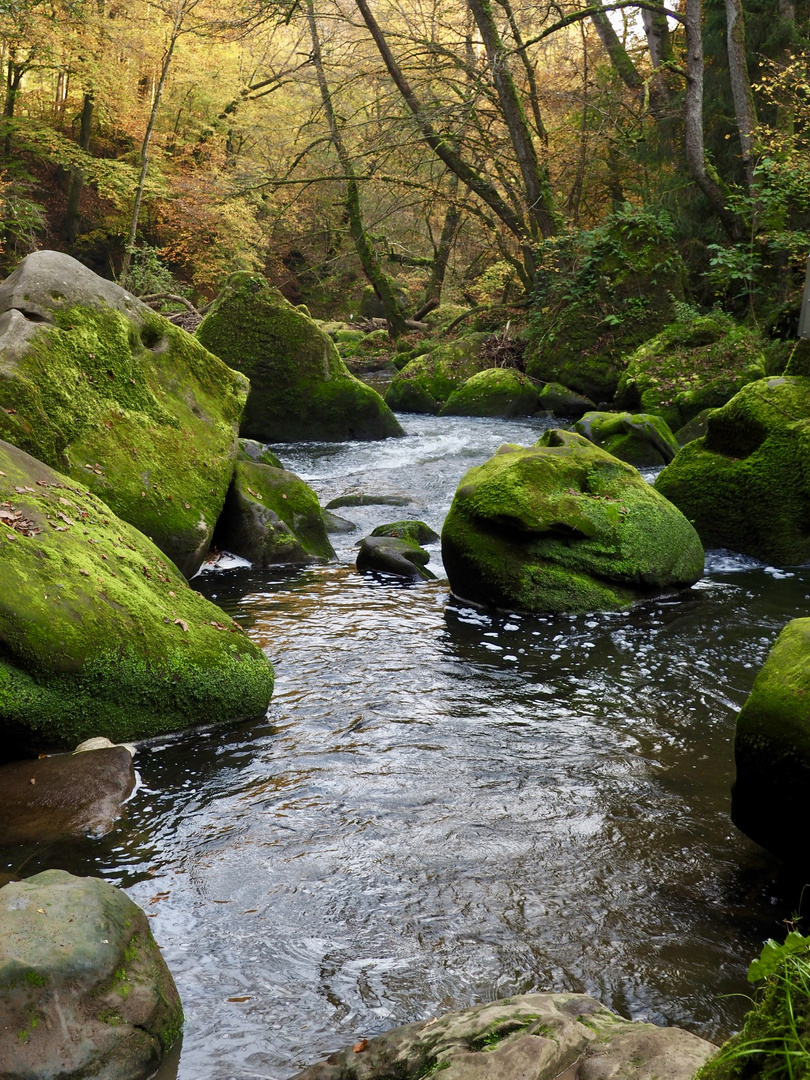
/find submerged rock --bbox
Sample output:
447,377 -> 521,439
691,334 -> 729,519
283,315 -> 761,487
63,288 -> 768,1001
356,535 -> 435,580
655,376 -> 810,564
0,870 -> 182,1080
0,439 -> 274,752
292,992 -> 715,1080
616,312 -> 767,431
196,273 -> 403,442
0,251 -> 248,578
731,618 -> 810,862
574,410 -> 679,467
214,461 -> 335,566
441,429 -> 704,614
384,335 -> 490,413
440,368 -> 542,417
0,743 -> 135,845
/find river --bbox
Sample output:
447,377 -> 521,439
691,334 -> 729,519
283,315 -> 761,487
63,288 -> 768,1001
3,412 -> 808,1080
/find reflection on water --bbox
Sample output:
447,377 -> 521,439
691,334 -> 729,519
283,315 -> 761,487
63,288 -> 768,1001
4,414 -> 810,1080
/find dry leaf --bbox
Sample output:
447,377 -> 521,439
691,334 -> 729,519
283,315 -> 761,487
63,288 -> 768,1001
174,618 -> 189,632
227,996 -> 251,1003
353,1039 -> 368,1053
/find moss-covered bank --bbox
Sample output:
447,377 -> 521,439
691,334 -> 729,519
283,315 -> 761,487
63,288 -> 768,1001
0,439 -> 273,751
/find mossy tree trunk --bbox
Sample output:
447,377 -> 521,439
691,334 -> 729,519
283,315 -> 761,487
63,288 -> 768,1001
306,0 -> 408,339
724,0 -> 758,194
63,91 -> 94,244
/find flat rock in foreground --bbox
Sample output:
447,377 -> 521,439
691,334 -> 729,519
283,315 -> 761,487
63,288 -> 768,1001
292,992 -> 716,1080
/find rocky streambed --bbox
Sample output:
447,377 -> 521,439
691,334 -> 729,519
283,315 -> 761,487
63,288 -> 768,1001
1,412 -> 804,1080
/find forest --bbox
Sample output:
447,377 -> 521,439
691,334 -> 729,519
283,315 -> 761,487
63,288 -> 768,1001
1,0 -> 808,331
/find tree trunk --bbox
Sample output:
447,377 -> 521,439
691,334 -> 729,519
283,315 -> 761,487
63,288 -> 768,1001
465,0 -> 556,239
725,0 -> 757,192
64,92 -> 94,244
306,0 -> 408,339
120,0 -> 191,286
590,4 -> 644,91
424,174 -> 462,308
352,0 -> 536,284
683,0 -> 742,238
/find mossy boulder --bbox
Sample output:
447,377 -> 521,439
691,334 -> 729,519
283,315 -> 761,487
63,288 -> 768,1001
237,438 -> 284,469
616,312 -> 767,430
655,376 -> 810,564
384,334 -> 490,413
731,618 -> 810,861
0,439 -> 274,752
213,461 -> 334,566
292,992 -> 715,1080
441,429 -> 704,614
422,303 -> 470,330
371,520 -> 439,544
537,381 -> 596,418
356,535 -> 435,580
525,208 -> 687,401
0,870 -> 182,1080
574,411 -> 679,467
0,251 -> 249,578
440,368 -> 542,417
196,273 -> 403,442
674,408 -> 713,446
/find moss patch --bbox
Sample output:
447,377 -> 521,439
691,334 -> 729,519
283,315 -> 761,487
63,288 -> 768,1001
0,439 -> 273,751
574,411 -> 679,467
440,368 -> 542,417
616,311 -> 767,430
385,334 -> 490,413
441,429 -> 704,614
197,273 -> 403,442
655,376 -> 810,564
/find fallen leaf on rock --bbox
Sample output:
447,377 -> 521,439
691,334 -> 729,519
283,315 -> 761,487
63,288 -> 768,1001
79,568 -> 89,576
227,996 -> 251,1003
174,619 -> 189,632
353,1039 -> 368,1053
36,908 -> 45,914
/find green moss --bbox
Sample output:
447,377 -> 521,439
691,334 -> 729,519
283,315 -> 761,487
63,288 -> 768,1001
385,335 -> 490,413
197,273 -> 402,441
574,411 -> 679,467
441,429 -> 704,614
655,376 -> 810,564
0,440 -> 273,750
371,520 -> 439,544
616,312 -> 767,430
0,302 -> 247,578
440,368 -> 542,417
24,971 -> 46,988
467,1016 -> 541,1053
214,461 -> 335,565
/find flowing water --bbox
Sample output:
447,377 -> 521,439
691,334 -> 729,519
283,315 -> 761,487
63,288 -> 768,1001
4,413 -> 810,1080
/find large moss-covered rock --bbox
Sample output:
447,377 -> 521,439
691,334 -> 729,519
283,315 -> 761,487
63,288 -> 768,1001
440,368 -> 542,417
214,461 -> 334,566
731,618 -> 810,861
384,335 -> 490,413
537,381 -> 596,418
525,208 -> 686,401
441,429 -> 704,614
574,410 -> 679,467
0,439 -> 274,752
0,251 -> 248,578
196,273 -> 402,442
0,870 -> 182,1080
616,312 -> 767,430
655,376 -> 810,563
356,535 -> 435,580
293,992 -> 715,1080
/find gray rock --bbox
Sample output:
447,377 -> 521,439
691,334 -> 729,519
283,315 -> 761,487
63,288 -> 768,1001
292,993 -> 715,1080
537,381 -> 596,419
0,869 -> 183,1080
238,438 -> 284,469
0,745 -> 135,845
323,510 -> 358,534
327,493 -> 411,510
356,535 -> 435,581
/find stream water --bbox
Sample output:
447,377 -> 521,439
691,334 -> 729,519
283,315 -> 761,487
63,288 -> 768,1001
4,412 -> 810,1080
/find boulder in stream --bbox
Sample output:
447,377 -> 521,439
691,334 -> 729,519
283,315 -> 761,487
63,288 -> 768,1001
0,869 -> 182,1080
291,992 -> 715,1080
196,273 -> 403,442
0,250 -> 248,578
440,368 -> 542,417
384,335 -> 490,414
574,410 -> 679,467
0,740 -> 135,845
536,381 -> 596,418
441,429 -> 704,614
731,617 -> 810,862
214,460 -> 335,565
356,535 -> 435,581
655,376 -> 810,564
0,438 -> 275,752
